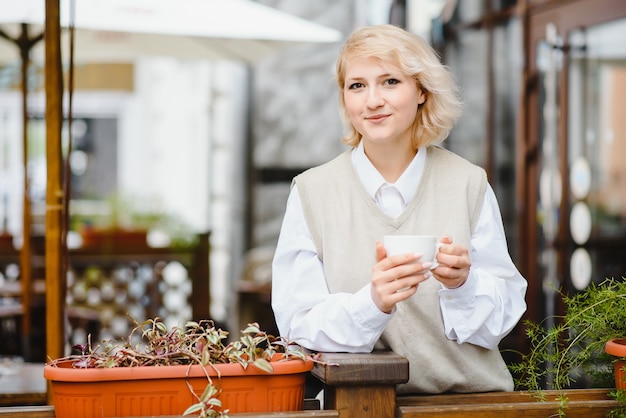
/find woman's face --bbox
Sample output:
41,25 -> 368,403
343,56 -> 425,149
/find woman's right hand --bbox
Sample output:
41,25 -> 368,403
371,241 -> 432,313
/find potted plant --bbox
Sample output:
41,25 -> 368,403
73,192 -> 200,249
606,338 -> 626,390
44,318 -> 313,418
509,277 -> 626,416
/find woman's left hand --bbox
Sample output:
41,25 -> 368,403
432,236 -> 470,289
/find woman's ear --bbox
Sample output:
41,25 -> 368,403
417,88 -> 427,105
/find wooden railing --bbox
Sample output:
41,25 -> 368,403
311,351 -> 622,418
0,350 -> 621,417
396,389 -> 620,417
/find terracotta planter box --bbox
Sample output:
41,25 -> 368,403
79,229 -> 149,251
605,338 -> 626,390
44,358 -> 313,417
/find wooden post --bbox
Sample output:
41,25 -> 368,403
190,232 -> 211,321
311,351 -> 409,418
44,0 -> 65,374
18,23 -> 34,362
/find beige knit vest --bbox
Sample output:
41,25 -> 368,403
294,146 -> 514,394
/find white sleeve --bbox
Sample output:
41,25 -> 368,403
271,185 -> 392,353
438,185 -> 528,350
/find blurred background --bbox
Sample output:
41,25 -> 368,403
0,0 -> 625,370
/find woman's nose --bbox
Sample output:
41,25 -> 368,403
366,87 -> 384,108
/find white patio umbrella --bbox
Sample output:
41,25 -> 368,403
0,0 -> 342,363
0,0 -> 342,63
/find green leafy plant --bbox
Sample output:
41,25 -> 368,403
509,277 -> 626,417
47,318 -> 309,418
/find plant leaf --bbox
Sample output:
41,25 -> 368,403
200,383 -> 218,402
183,403 -> 204,414
242,324 -> 261,334
253,358 -> 273,373
207,398 -> 223,407
156,321 -> 168,334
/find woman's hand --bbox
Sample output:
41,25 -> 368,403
432,236 -> 470,289
370,241 -> 432,313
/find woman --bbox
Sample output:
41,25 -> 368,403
271,24 -> 527,394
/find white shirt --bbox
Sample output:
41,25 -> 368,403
271,142 -> 527,352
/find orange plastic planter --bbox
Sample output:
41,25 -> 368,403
44,358 -> 313,418
605,338 -> 626,390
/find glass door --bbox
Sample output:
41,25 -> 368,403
567,17 -> 626,291
523,1 -> 626,327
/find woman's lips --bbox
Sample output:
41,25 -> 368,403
366,114 -> 390,123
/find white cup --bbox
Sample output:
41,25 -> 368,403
383,235 -> 440,269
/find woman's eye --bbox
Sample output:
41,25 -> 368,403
348,82 -> 364,90
385,78 -> 400,86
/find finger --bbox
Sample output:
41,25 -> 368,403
417,261 -> 434,273
433,262 -> 469,282
432,265 -> 460,280
377,286 -> 418,311
436,236 -> 454,259
375,240 -> 387,262
399,263 -> 434,284
440,235 -> 453,245
432,268 -> 468,288
378,253 -> 424,272
375,262 -> 424,288
389,273 -> 429,294
435,251 -> 456,266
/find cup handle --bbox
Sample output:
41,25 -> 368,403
431,242 -> 444,270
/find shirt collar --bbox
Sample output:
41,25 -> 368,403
351,141 -> 427,204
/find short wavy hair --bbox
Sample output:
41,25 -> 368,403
336,24 -> 462,150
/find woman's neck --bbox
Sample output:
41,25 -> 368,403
363,142 -> 417,183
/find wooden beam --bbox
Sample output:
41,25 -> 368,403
0,406 -> 339,418
18,23 -> 33,360
0,406 -> 55,418
397,389 -> 620,418
44,0 -> 65,380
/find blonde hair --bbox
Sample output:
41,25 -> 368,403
336,24 -> 462,149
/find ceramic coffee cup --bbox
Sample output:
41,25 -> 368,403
383,234 -> 440,269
